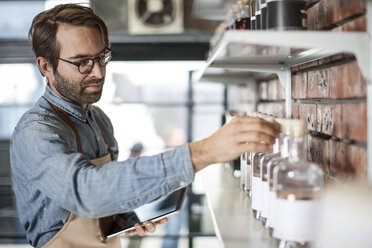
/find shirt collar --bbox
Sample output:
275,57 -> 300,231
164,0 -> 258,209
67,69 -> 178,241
43,84 -> 91,122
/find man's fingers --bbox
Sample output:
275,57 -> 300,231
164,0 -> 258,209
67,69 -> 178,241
155,218 -> 168,225
125,229 -> 137,236
232,117 -> 280,138
241,142 -> 273,153
124,218 -> 168,237
144,221 -> 156,233
237,131 -> 276,145
134,223 -> 145,236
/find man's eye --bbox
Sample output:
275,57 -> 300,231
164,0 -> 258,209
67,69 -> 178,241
79,59 -> 91,67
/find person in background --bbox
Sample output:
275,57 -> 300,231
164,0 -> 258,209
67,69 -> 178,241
9,4 -> 280,248
129,142 -> 144,158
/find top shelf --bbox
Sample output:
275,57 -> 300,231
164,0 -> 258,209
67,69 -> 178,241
194,30 -> 370,85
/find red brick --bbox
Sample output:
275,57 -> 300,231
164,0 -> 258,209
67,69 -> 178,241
299,60 -> 319,71
307,135 -> 330,173
329,61 -> 366,99
307,0 -> 333,30
268,79 -> 277,100
277,79 -> 285,100
292,72 -> 308,100
329,140 -> 367,180
318,54 -> 348,66
339,15 -> 367,32
298,104 -> 317,131
307,0 -> 366,31
292,103 -> 300,119
316,105 -> 322,132
317,104 -> 342,137
329,141 -> 349,179
324,174 -> 342,186
342,103 -> 367,142
331,0 -> 366,26
258,81 -> 268,101
347,145 -> 367,181
257,102 -> 285,118
308,69 -> 330,98
292,65 -> 300,73
332,104 -> 344,138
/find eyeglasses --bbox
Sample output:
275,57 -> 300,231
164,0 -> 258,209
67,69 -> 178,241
57,48 -> 113,74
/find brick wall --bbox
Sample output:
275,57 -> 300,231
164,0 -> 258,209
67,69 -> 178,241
232,0 -> 368,182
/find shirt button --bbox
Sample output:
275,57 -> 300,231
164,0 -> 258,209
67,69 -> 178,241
97,137 -> 101,142
179,181 -> 186,187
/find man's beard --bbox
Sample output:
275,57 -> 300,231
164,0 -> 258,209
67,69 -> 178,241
53,70 -> 104,107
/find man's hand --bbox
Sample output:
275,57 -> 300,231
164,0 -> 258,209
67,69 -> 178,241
189,116 -> 280,172
124,218 -> 168,237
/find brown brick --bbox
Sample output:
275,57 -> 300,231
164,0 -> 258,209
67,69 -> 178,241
292,103 -> 300,119
308,69 -> 330,98
292,72 -> 308,100
342,103 -> 367,142
332,104 -> 344,138
331,0 -> 366,26
307,0 -> 366,31
329,140 -> 367,180
316,105 -> 322,133
277,79 -> 285,100
308,135 -> 330,173
258,81 -> 268,101
339,15 -> 367,32
324,174 -> 341,186
347,145 -> 367,181
298,104 -> 317,131
317,104 -> 342,137
329,141 -> 349,179
292,65 -> 300,73
318,54 -> 347,66
257,102 -> 285,118
307,0 -> 333,30
329,61 -> 366,99
268,79 -> 277,100
299,60 -> 319,71
306,3 -> 315,30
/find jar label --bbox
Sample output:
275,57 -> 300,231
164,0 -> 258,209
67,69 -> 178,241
273,198 -> 320,242
251,176 -> 262,211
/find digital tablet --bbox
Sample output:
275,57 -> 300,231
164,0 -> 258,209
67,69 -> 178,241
106,187 -> 187,238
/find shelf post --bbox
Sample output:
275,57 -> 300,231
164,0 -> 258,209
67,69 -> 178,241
277,69 -> 292,119
368,0 -> 372,182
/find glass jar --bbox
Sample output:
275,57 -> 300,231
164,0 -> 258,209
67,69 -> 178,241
273,119 -> 324,246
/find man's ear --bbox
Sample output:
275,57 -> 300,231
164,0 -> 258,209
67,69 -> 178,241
36,56 -> 53,78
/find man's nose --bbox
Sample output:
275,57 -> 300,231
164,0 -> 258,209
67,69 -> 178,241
89,60 -> 105,78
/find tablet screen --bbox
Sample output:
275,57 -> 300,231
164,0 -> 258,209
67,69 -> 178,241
106,187 -> 187,238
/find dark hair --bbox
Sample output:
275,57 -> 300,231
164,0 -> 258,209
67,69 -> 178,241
29,4 -> 110,72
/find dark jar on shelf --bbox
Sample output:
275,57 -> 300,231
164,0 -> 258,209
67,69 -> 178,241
261,0 -> 267,30
255,0 -> 261,29
250,0 -> 256,29
267,0 -> 307,30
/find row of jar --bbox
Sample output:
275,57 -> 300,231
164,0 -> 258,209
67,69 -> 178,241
227,0 -> 307,31
226,111 -> 324,247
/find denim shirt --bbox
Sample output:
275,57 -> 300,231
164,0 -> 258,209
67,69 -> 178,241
10,85 -> 195,248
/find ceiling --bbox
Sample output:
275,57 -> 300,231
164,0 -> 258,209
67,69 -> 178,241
1,0 -> 232,62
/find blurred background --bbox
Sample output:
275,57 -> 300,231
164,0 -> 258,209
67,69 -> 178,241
0,0 -> 236,247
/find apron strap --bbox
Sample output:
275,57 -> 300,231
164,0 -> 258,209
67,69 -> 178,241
47,101 -> 83,153
46,99 -> 114,160
93,115 -> 116,161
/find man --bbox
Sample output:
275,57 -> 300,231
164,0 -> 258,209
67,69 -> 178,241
10,4 -> 279,248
